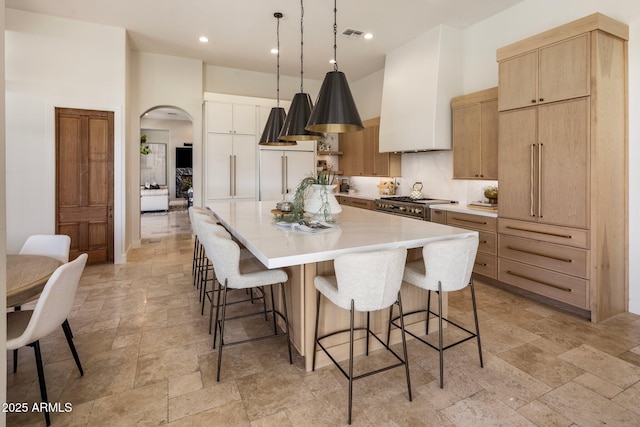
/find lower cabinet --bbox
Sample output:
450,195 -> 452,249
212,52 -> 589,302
497,217 -> 590,310
336,196 -> 375,210
434,210 -> 497,279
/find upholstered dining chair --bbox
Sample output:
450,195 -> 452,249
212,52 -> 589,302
202,232 -> 292,382
391,235 -> 483,388
19,234 -> 71,263
313,247 -> 412,425
6,253 -> 88,426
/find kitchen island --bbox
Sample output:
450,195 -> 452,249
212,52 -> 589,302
207,200 -> 477,370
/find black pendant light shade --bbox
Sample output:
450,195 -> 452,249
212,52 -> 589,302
279,93 -> 323,141
259,107 -> 292,145
306,71 -> 363,133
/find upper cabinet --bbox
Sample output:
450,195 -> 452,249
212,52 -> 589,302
451,87 -> 498,180
207,102 -> 257,135
340,117 -> 401,177
379,25 -> 462,152
499,34 -> 590,111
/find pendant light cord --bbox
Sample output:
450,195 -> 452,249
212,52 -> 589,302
300,0 -> 304,92
276,13 -> 281,107
333,0 -> 338,71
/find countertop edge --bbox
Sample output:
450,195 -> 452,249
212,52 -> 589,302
429,204 -> 498,218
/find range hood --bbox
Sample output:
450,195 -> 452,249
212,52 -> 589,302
379,25 -> 462,153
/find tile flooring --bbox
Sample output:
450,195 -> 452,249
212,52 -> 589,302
6,210 -> 640,426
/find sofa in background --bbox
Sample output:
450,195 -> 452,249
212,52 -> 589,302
140,187 -> 169,212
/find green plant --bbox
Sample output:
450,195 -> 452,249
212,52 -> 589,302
140,134 -> 151,155
279,170 -> 338,223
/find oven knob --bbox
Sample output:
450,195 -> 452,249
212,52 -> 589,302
399,206 -> 405,211
416,208 -> 422,214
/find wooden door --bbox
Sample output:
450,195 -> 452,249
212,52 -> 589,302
538,34 -> 590,105
498,50 -> 538,111
452,104 -> 481,178
480,99 -> 499,179
498,107 -> 538,221
538,98 -> 589,228
56,108 -> 114,264
339,130 -> 364,176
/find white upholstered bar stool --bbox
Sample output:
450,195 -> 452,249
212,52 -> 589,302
202,233 -> 292,382
313,247 -> 412,425
190,208 -> 215,293
188,206 -> 209,278
393,235 -> 483,388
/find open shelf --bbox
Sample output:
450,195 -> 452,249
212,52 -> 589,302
318,151 -> 343,155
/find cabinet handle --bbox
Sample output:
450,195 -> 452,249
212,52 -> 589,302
530,144 -> 535,217
538,143 -> 543,218
475,262 -> 488,267
506,270 -> 572,292
229,155 -> 233,196
531,99 -> 537,104
281,155 -> 286,195
450,216 -> 487,225
233,155 -> 237,196
506,245 -> 573,263
480,240 -> 488,244
285,155 -> 289,194
505,225 -> 573,239
539,98 -> 544,102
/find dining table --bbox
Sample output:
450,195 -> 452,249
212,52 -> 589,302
6,254 -> 63,308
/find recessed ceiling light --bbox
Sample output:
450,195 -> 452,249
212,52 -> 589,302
270,48 -> 279,54
364,33 -> 373,40
199,36 -> 209,43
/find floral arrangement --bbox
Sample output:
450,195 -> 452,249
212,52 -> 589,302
140,134 -> 151,155
277,169 -> 338,223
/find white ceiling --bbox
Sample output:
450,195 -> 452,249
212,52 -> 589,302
6,0 -> 525,82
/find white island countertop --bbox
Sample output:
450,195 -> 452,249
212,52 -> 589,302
207,200 -> 478,269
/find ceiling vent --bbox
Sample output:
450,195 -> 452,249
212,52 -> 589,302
341,28 -> 363,39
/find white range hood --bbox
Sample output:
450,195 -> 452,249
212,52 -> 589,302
379,25 -> 462,153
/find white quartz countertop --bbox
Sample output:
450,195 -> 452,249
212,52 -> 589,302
207,200 -> 478,269
429,203 -> 498,218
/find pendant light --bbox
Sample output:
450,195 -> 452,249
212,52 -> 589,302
259,12 -> 295,146
306,0 -> 363,133
278,0 -> 323,141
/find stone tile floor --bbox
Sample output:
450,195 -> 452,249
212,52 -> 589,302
6,211 -> 640,426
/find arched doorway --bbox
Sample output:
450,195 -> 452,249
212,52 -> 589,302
139,106 -> 194,238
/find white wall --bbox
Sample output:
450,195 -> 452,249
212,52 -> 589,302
128,51 -> 202,247
1,0 -> 7,418
4,9 -> 127,261
204,64 -> 323,104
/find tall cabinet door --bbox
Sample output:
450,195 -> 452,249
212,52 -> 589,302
233,134 -> 257,199
452,104 -> 481,178
206,133 -> 233,200
284,151 -> 315,195
538,98 -> 589,228
498,107 -> 538,221
259,150 -> 285,201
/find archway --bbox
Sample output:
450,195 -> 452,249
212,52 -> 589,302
139,106 -> 194,238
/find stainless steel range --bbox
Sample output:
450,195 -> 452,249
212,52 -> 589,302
375,196 -> 457,221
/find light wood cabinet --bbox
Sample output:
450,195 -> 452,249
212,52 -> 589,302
340,117 -> 401,177
495,13 -> 628,322
499,98 -> 589,229
443,210 -> 497,279
498,34 -> 590,111
451,87 -> 498,179
336,196 -> 374,210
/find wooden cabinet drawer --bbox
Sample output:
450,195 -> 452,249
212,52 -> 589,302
498,218 -> 588,249
430,209 -> 447,224
447,212 -> 497,232
473,252 -> 496,279
499,235 -> 588,278
339,197 -> 375,210
499,258 -> 588,309
478,231 -> 496,255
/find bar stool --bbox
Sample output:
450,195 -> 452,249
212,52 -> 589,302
188,206 -> 209,278
202,232 -> 292,382
313,247 -> 411,425
391,235 -> 482,388
190,207 -> 214,292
